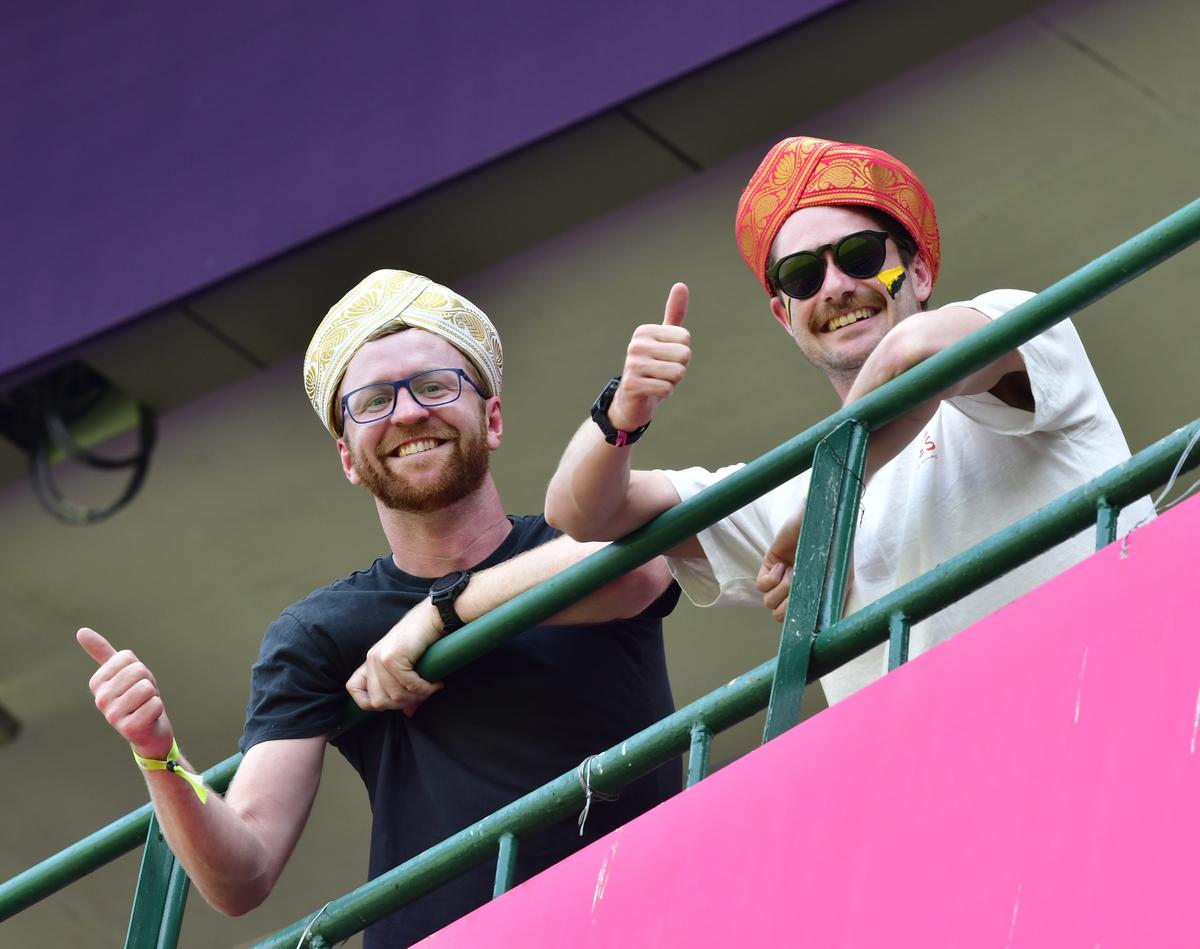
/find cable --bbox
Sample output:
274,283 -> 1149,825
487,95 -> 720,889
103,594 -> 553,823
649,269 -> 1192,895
28,401 -> 157,525
1150,427 -> 1200,512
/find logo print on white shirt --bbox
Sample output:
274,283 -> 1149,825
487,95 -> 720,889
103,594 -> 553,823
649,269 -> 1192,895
917,432 -> 938,464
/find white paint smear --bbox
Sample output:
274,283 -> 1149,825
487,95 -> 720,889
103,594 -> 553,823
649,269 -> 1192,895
591,834 -> 621,924
1074,646 -> 1090,725
1005,882 -> 1022,949
1191,687 -> 1200,755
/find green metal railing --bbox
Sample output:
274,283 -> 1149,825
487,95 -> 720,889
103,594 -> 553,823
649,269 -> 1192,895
3,196 -> 1199,947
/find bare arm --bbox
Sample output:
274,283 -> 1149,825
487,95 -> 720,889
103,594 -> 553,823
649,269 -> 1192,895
546,283 -> 694,542
348,536 -> 677,712
844,305 -> 1030,466
78,628 -> 323,916
756,306 -> 1030,617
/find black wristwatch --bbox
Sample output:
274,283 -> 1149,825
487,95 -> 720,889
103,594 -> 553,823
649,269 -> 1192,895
429,570 -> 471,633
590,376 -> 650,448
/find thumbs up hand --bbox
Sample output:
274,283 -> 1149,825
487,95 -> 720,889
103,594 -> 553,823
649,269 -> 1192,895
607,283 -> 691,433
77,627 -> 174,759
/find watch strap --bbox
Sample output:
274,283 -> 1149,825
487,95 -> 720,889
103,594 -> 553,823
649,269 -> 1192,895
590,376 -> 650,447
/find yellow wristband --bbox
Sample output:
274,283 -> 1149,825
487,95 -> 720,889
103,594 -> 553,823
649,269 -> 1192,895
131,738 -> 209,804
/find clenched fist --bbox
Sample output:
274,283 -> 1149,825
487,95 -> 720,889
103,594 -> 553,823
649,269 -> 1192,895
346,601 -> 444,714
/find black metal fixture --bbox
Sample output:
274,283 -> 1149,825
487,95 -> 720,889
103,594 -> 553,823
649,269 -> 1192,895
0,701 -> 20,745
0,362 -> 156,525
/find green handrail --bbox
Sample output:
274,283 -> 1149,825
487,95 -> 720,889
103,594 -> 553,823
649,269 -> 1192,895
0,757 -> 239,921
254,418 -> 1199,947
2,195 -> 1198,934
406,195 -> 1200,681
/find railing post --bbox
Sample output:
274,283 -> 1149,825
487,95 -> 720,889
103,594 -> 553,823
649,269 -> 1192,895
124,815 -> 189,949
492,833 -> 519,898
887,612 -> 911,671
1095,498 -> 1119,550
763,420 -> 868,742
154,863 -> 190,949
687,722 -> 712,787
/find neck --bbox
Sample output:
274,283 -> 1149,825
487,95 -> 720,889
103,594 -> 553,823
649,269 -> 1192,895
375,474 -> 512,578
829,369 -> 859,404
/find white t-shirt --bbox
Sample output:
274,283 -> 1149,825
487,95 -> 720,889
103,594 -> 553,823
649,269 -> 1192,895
661,289 -> 1154,704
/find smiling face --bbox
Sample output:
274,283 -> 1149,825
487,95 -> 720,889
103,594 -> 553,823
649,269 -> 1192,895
335,329 -> 502,513
767,205 -> 932,396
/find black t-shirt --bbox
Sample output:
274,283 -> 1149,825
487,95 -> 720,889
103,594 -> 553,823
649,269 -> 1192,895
240,515 -> 680,947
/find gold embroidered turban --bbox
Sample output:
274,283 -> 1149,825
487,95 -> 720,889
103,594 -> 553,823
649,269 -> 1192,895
304,270 -> 503,436
735,136 -> 940,295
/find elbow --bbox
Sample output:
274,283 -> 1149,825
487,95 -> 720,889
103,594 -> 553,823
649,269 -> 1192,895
221,899 -> 260,919
543,499 -> 568,533
545,491 -> 606,542
884,320 -> 936,377
192,852 -> 278,917
206,879 -> 272,918
605,559 -> 673,618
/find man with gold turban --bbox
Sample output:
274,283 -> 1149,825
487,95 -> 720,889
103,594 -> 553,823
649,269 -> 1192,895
546,135 -> 1150,705
78,270 -> 681,947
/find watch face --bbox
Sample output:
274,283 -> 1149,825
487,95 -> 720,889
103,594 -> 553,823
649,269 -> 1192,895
430,570 -> 468,596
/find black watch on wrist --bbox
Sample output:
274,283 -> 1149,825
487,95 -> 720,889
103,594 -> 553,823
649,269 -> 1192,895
429,570 -> 471,634
590,376 -> 650,448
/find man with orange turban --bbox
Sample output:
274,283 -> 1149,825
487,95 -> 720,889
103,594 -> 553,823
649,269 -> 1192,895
547,135 -> 1150,704
78,270 -> 681,947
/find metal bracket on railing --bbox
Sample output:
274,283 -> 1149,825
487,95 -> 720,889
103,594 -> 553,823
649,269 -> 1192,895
124,815 -> 190,949
492,832 -> 519,898
687,721 -> 712,787
762,419 -> 869,743
887,612 -> 911,671
1095,498 -> 1119,551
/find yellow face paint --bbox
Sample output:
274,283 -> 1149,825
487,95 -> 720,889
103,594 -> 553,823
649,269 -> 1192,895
878,266 -> 906,299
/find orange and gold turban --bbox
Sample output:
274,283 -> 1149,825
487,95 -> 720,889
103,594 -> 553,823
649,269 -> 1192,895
304,270 -> 503,437
735,136 -> 940,295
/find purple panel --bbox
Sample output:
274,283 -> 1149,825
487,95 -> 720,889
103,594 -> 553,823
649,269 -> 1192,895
1,0 -> 841,379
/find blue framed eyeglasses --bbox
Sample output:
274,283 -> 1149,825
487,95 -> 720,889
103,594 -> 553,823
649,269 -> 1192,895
341,368 -> 484,425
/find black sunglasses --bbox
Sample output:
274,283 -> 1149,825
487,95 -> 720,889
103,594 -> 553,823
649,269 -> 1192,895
766,229 -> 891,300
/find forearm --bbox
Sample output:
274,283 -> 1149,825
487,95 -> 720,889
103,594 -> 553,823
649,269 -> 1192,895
139,737 -> 323,916
458,536 -> 672,625
546,420 -> 639,540
79,629 -> 319,913
140,762 -> 277,915
848,307 -> 1027,477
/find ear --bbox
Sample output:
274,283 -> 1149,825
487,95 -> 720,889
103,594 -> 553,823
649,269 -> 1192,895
485,397 -> 503,451
769,296 -> 795,335
337,437 -> 362,485
909,253 -> 933,306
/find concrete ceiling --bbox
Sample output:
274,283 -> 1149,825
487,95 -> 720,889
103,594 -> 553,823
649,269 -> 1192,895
3,0 -> 1199,945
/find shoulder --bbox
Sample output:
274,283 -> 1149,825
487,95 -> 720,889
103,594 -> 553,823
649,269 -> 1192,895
262,557 -> 422,653
655,463 -> 747,502
942,289 -> 1036,320
944,287 -> 1093,374
302,555 -> 421,601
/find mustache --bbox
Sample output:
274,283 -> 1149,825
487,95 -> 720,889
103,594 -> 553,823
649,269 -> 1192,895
811,289 -> 886,325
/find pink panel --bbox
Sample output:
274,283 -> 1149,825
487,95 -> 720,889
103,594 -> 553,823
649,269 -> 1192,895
421,496 -> 1200,948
